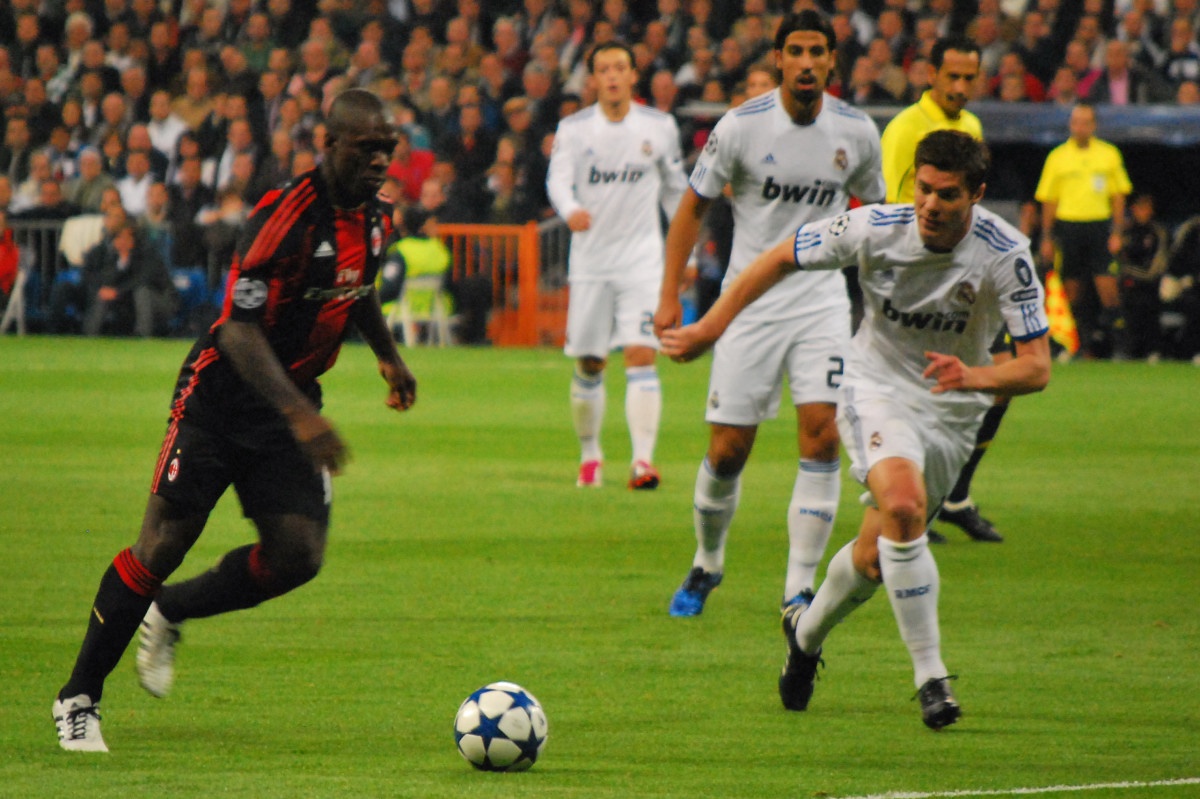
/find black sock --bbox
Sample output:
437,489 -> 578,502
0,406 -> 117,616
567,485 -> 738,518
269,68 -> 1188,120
945,402 -> 1010,505
157,544 -> 282,622
61,552 -> 160,703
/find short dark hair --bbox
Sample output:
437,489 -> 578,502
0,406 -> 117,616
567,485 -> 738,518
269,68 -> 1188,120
914,130 -> 990,193
773,9 -> 836,52
587,41 -> 636,73
930,35 -> 980,70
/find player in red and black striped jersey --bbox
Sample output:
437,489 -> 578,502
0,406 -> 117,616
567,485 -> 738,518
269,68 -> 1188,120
54,90 -> 417,752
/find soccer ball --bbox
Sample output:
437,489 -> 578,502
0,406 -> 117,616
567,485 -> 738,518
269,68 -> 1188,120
454,681 -> 548,772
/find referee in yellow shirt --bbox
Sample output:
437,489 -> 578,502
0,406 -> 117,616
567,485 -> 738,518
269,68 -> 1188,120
1035,102 -> 1133,358
881,35 -> 983,203
879,36 -> 1006,545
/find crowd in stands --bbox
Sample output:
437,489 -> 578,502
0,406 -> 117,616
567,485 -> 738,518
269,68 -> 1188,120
0,0 -> 1197,355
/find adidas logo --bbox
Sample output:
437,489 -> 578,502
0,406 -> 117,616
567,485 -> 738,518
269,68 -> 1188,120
314,241 -> 335,257
762,153 -> 776,164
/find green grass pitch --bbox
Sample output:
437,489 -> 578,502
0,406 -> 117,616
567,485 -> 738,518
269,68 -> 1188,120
0,337 -> 1197,799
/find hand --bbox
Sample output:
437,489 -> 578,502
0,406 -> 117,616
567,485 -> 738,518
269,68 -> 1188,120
1039,238 -> 1056,267
923,351 -> 972,394
660,323 -> 715,363
652,296 -> 681,339
98,286 -> 118,302
1108,232 -> 1123,256
567,209 -> 591,232
380,358 -> 417,411
286,409 -> 348,475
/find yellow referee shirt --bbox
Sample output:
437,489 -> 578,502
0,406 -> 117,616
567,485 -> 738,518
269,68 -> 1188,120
880,91 -> 984,203
1034,137 -> 1133,222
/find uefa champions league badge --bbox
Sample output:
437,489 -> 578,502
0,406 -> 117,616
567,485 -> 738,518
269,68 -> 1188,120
371,225 -> 383,256
232,277 -> 268,309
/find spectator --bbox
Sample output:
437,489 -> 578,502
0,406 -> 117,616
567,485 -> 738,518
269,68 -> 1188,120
1117,193 -> 1170,359
22,77 -> 61,148
171,68 -> 215,133
197,187 -> 249,290
252,128 -> 294,197
1048,64 -> 1082,104
437,103 -> 497,183
1161,214 -> 1200,362
1,117 -> 33,186
10,149 -> 53,214
214,119 -> 258,193
240,12 -> 276,74
147,90 -> 187,173
116,149 -> 154,216
82,219 -> 178,337
865,36 -> 911,102
166,155 -> 213,277
1088,39 -> 1173,103
138,180 -> 173,266
988,51 -> 1047,101
675,46 -> 717,100
1064,39 -> 1103,98
0,176 -> 11,213
1161,17 -> 1200,86
1178,79 -> 1200,102
715,36 -> 747,93
846,55 -> 901,105
0,208 -> 18,309
144,20 -> 182,93
68,148 -> 118,213
385,127 -> 435,206
36,43 -> 74,106
45,125 -> 79,182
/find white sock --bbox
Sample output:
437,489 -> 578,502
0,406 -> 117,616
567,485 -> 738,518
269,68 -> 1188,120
795,541 -> 878,654
692,458 -> 740,574
571,366 -> 605,463
878,534 -> 947,687
625,366 -> 661,465
785,458 -> 840,600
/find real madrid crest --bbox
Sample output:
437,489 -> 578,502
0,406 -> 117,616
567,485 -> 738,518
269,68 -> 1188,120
834,148 -> 848,171
642,140 -> 652,156
955,281 -> 977,305
869,431 -> 883,450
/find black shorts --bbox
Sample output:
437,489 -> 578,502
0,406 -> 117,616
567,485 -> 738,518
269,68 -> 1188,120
989,327 -> 1016,356
151,419 -> 331,524
1056,220 -> 1116,281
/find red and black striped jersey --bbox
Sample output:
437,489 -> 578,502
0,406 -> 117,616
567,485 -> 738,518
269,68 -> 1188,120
168,168 -> 393,441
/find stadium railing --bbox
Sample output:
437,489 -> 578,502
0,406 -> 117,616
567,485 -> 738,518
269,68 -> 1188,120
437,218 -> 570,347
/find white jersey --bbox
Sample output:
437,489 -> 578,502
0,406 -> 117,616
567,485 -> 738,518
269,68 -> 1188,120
690,89 -> 886,322
792,203 -> 1049,416
547,103 -> 688,282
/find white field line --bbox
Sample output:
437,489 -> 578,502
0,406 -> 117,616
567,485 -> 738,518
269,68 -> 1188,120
830,777 -> 1200,799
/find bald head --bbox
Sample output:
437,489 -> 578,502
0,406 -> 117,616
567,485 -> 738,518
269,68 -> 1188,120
326,89 -> 386,139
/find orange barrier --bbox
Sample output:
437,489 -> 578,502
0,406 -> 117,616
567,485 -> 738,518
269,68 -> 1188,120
437,221 -> 568,347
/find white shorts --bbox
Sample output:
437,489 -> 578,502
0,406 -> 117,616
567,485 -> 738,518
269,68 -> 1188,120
836,381 -> 985,517
704,303 -> 850,426
564,275 -> 660,358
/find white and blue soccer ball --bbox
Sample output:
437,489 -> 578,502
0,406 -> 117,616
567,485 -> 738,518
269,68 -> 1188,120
454,681 -> 548,772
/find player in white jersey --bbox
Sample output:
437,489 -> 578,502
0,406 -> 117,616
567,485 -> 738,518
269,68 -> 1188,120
547,41 -> 688,490
654,10 -> 886,617
662,131 -> 1051,728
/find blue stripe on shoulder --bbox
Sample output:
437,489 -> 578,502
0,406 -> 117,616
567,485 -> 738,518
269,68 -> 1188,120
734,94 -> 776,117
868,207 -> 915,226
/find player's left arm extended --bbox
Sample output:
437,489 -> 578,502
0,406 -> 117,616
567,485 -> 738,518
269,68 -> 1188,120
923,334 -> 1051,396
350,286 -> 417,412
659,233 -> 796,362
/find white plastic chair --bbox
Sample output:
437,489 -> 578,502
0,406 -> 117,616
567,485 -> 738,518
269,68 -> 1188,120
389,273 -> 454,347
